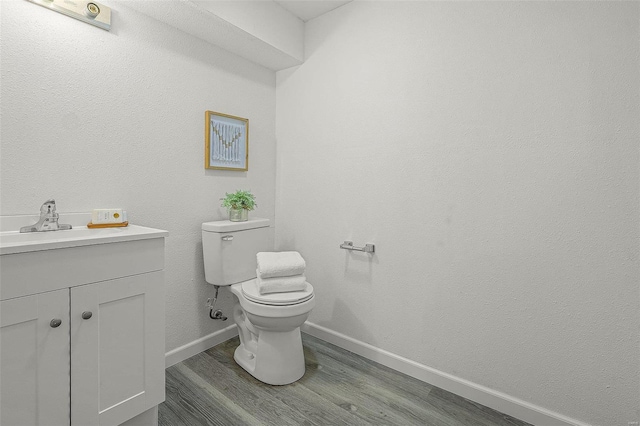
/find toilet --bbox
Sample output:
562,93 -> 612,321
201,218 -> 315,385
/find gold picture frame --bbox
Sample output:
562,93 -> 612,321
205,110 -> 249,171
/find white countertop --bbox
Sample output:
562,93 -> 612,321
0,213 -> 168,255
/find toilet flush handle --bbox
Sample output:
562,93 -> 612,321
221,235 -> 233,241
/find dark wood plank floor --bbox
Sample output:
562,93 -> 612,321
159,334 -> 531,426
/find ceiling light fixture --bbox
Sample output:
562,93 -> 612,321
27,0 -> 111,31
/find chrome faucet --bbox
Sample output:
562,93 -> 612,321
20,199 -> 72,233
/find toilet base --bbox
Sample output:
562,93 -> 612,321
233,327 -> 306,385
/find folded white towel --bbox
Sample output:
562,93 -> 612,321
256,271 -> 307,295
256,251 -> 306,279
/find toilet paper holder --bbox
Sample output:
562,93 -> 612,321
340,241 -> 375,253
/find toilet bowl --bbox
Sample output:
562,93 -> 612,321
201,218 -> 315,385
230,279 -> 315,385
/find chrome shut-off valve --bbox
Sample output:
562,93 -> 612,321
206,286 -> 227,321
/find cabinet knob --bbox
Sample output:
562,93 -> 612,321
50,319 -> 62,328
82,311 -> 93,320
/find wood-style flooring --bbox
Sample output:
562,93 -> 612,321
159,334 -> 531,426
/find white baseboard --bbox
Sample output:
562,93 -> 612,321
165,324 -> 238,368
302,322 -> 589,426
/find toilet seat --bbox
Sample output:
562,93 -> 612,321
241,279 -> 314,306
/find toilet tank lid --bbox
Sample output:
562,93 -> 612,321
202,217 -> 270,233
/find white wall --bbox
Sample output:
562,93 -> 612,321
0,0 -> 276,353
276,2 -> 639,425
194,0 -> 304,62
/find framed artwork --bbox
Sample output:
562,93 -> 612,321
205,110 -> 249,171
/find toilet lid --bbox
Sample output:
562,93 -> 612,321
241,279 -> 314,306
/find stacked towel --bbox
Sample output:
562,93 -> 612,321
256,251 -> 307,295
257,251 -> 306,278
255,270 -> 307,295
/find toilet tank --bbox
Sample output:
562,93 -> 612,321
202,218 -> 270,286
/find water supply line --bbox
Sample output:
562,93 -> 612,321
206,285 -> 227,321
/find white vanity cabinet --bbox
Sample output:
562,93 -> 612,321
0,225 -> 168,426
1,289 -> 71,426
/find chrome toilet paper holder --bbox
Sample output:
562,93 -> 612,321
340,241 -> 375,253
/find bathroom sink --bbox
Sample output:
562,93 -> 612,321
0,225 -> 168,255
1,227 -> 115,243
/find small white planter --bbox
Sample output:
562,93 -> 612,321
229,209 -> 248,222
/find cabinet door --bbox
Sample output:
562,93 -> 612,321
0,289 -> 70,426
70,272 -> 165,426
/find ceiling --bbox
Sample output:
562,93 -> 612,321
273,1 -> 352,22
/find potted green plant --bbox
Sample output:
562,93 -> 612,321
221,190 -> 256,222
